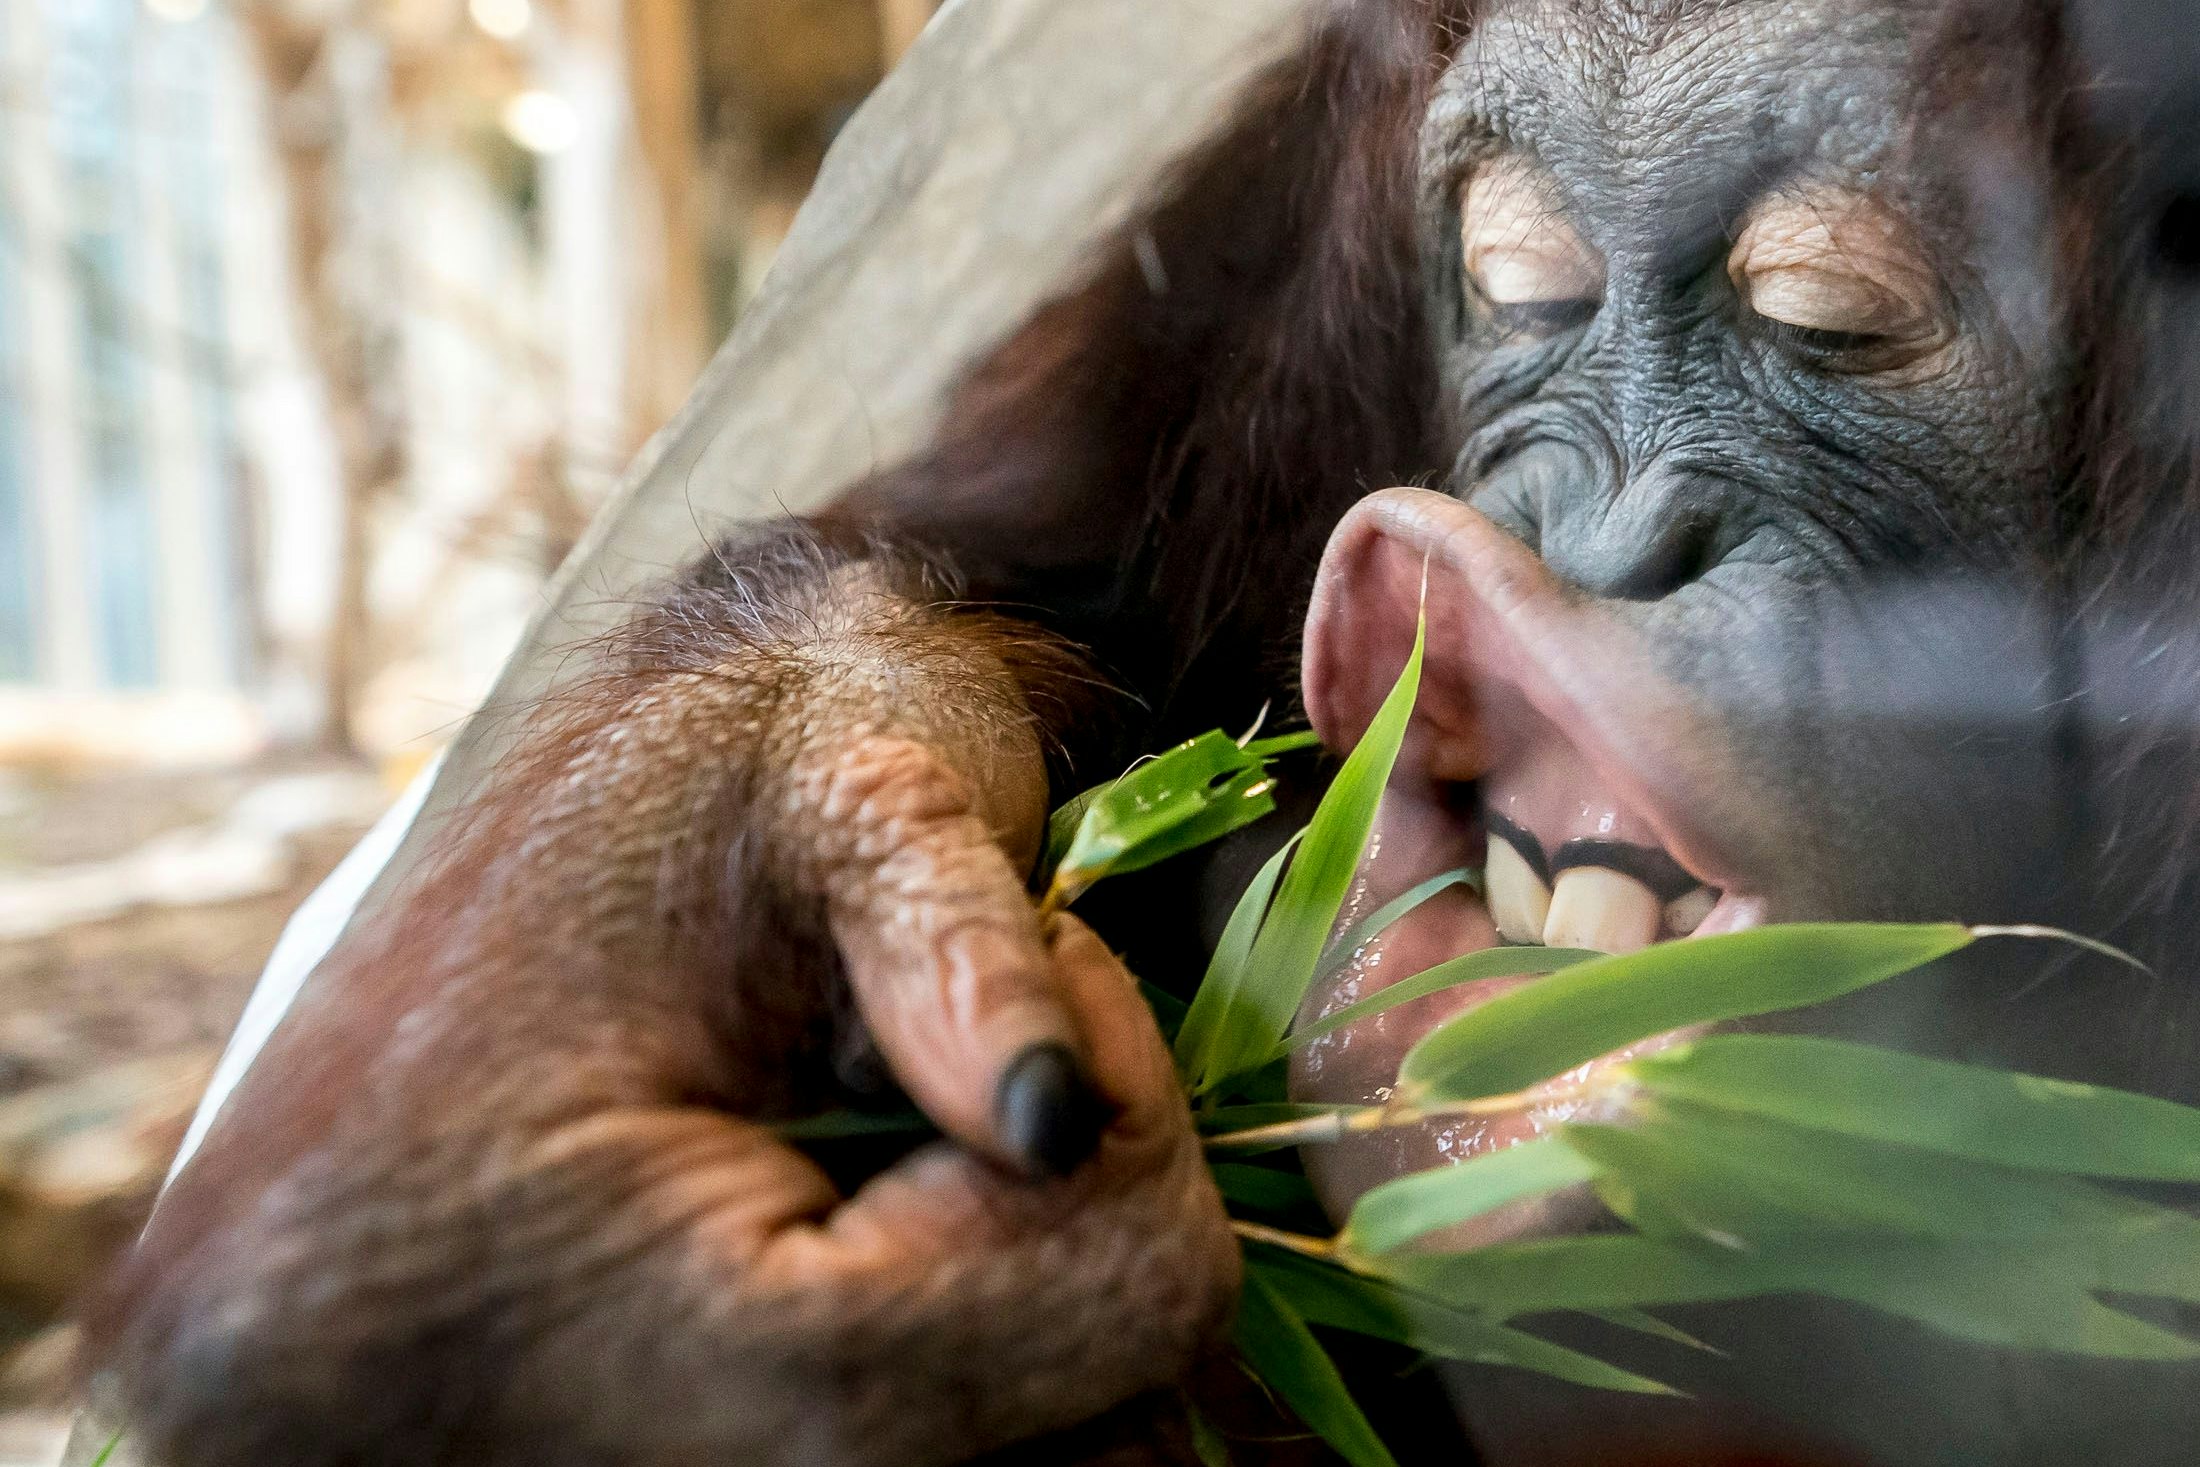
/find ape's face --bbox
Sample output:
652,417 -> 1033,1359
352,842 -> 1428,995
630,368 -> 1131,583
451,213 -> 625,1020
1291,0 -> 2198,1454
1297,0 -> 2100,1234
1435,0 -> 2059,590
1418,0 -> 2072,921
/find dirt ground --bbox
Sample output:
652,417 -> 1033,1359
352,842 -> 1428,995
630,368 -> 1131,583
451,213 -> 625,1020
0,757 -> 389,1461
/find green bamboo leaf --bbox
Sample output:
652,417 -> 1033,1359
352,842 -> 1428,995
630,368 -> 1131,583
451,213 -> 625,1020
1212,1163 -> 1322,1215
1564,1105 -> 2188,1246
1233,1270 -> 1401,1467
1318,868 -> 1481,983
1876,1264 -> 2200,1359
1175,832 -> 1303,1084
1385,1230 -> 1792,1318
1200,1102 -> 1373,1153
1243,1247 -> 1408,1338
1342,1136 -> 1596,1255
1199,621 -> 1425,1089
1581,1307 -> 1723,1355
1042,787 -> 1102,873
1631,1033 -> 2200,1181
1560,1104 -> 2200,1323
89,1433 -> 123,1467
1243,729 -> 1324,758
2079,1208 -> 2200,1303
1456,1323 -> 1683,1394
1201,1102 -> 1371,1133
1139,980 -> 1190,1042
1281,947 -> 1601,1057
1249,1249 -> 1674,1395
1111,765 -> 1278,878
1051,732 -> 1273,900
1219,1055 -> 1291,1104
1398,922 -> 1973,1102
772,1108 -> 935,1141
1384,1231 -> 2200,1361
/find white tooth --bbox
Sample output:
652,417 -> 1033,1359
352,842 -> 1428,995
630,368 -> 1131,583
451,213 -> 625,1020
1664,886 -> 1718,937
1543,867 -> 1662,954
1485,837 -> 1552,945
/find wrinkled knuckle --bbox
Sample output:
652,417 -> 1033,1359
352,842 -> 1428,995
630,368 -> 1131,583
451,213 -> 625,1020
871,839 -> 1021,919
795,735 -> 979,873
820,735 -> 971,821
1093,1067 -> 1211,1179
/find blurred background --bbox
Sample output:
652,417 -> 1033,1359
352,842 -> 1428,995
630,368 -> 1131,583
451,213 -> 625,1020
0,0 -> 932,1455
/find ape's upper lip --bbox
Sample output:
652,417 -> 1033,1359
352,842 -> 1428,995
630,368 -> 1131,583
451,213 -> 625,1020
1290,488 -> 1767,1233
1301,487 -> 1752,900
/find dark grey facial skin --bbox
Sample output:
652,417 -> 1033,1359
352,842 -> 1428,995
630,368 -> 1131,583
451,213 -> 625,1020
1420,0 -> 2081,932
1427,0 -> 2062,579
1398,1 -> 2200,1462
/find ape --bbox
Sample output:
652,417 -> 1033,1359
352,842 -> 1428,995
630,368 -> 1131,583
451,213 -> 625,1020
91,0 -> 2200,1464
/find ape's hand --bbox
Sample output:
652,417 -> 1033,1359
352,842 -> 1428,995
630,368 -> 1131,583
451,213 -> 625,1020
99,545 -> 1237,1467
667,902 -> 1238,1467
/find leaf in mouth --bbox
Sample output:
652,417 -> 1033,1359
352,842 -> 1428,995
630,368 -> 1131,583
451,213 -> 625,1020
1278,944 -> 1600,1058
1003,603 -> 2200,1456
1395,921 -> 1975,1103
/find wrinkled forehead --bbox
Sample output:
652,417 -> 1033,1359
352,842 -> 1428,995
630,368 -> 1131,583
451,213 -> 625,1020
1430,0 -> 1929,217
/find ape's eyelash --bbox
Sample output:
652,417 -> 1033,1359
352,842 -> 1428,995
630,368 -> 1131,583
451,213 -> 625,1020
1487,296 -> 1601,337
1751,315 -> 1897,367
1761,318 -> 1880,352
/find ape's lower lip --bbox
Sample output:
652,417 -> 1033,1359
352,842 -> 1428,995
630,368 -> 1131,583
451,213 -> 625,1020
1289,488 -> 1769,1232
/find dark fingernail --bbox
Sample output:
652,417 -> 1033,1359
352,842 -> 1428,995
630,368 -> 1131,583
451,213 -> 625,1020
995,1042 -> 1110,1179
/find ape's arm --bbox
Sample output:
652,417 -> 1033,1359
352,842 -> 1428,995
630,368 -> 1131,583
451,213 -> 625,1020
96,529 -> 1237,1467
96,9 -> 1455,1464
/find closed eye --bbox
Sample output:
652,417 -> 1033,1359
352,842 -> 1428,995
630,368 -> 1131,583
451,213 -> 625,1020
1461,156 -> 1605,340
1487,297 -> 1600,335
1728,185 -> 1948,370
1756,319 -> 1886,357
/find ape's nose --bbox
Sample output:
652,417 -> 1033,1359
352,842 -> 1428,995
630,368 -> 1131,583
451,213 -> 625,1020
1535,467 -> 1728,602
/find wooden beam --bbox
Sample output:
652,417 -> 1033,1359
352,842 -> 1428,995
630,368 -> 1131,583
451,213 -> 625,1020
622,0 -> 711,443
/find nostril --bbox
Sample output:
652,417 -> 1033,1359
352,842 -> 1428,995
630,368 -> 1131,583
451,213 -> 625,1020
1539,503 -> 1724,601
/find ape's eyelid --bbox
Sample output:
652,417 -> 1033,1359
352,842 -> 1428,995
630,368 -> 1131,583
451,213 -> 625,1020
1458,155 -> 1606,315
1726,188 -> 1941,344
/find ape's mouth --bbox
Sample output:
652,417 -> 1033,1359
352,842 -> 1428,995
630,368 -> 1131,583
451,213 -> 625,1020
1290,488 -> 1770,1239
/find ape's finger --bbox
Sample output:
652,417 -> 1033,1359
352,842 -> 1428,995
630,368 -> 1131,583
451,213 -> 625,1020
814,736 -> 1107,1177
1044,914 -> 1190,1144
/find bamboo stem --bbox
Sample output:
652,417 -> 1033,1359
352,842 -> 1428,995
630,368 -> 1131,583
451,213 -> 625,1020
1036,877 -> 1076,922
1230,1219 -> 1338,1259
1204,1074 -> 1608,1153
